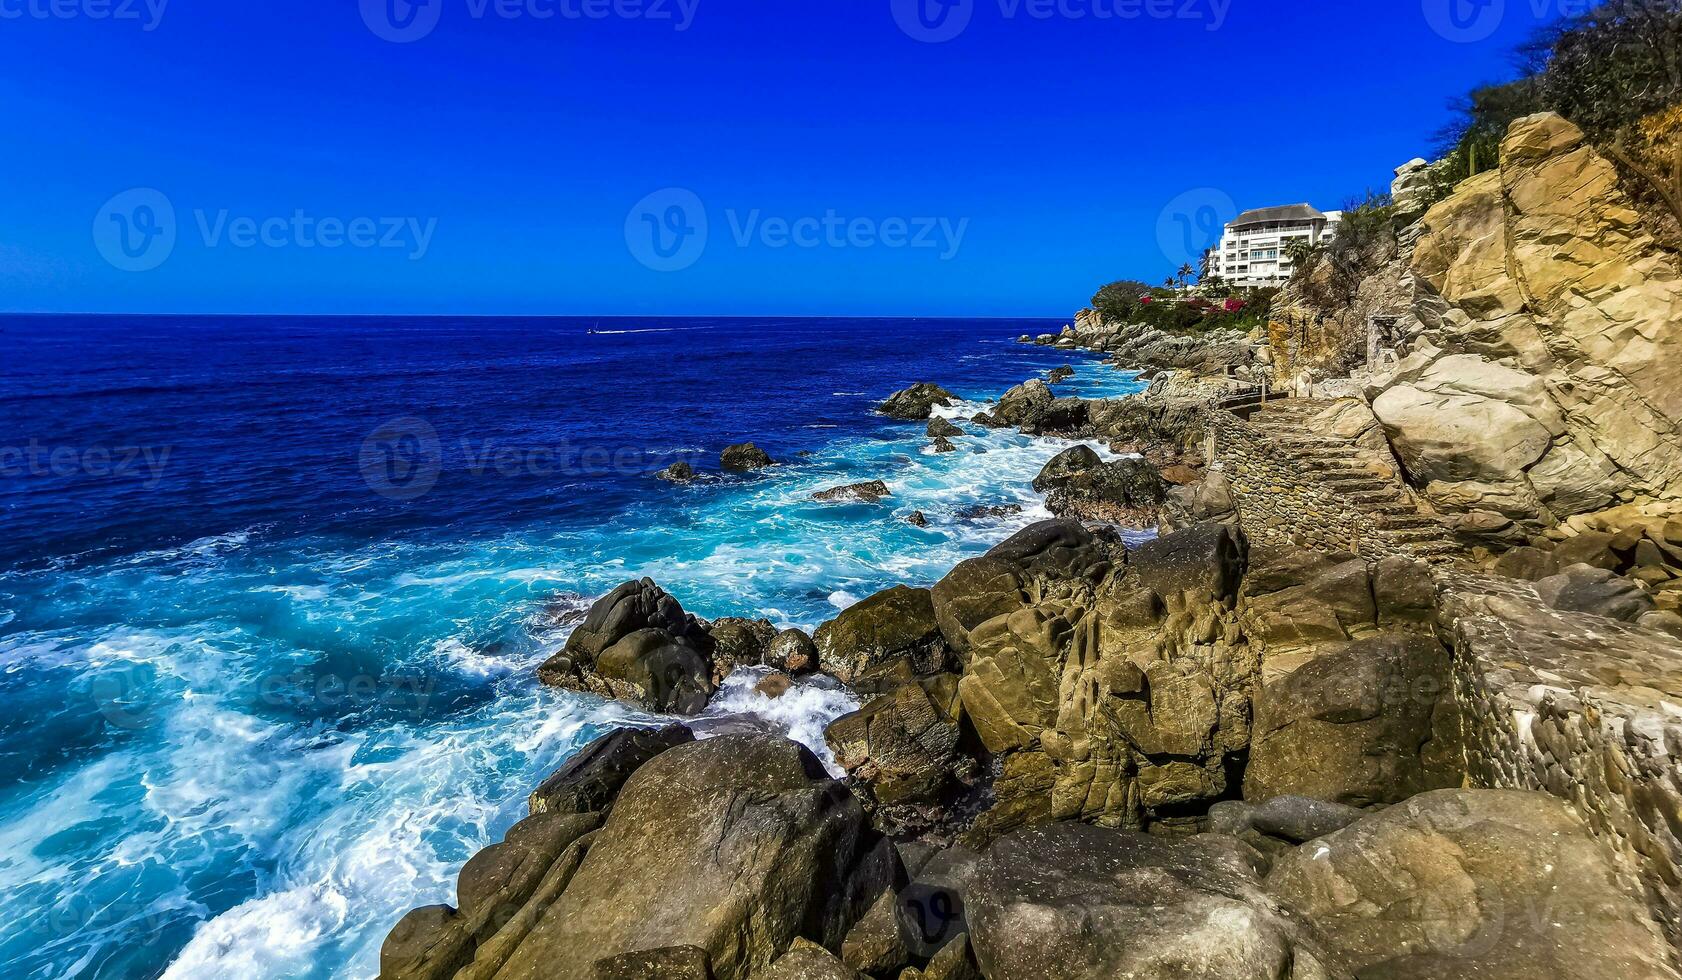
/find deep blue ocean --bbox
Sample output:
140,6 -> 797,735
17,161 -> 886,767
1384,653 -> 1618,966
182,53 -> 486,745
0,316 -> 1146,979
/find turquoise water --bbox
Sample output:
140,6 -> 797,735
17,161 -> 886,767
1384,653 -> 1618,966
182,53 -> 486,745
0,317 -> 1147,978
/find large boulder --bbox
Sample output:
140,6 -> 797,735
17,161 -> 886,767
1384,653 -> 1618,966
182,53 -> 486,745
1130,523 -> 1245,603
528,725 -> 695,816
880,383 -> 957,421
483,735 -> 897,980
766,628 -> 819,675
1267,789 -> 1681,980
927,417 -> 963,439
1532,564 -> 1656,622
814,585 -> 950,687
537,579 -> 720,715
1044,458 -> 1167,527
813,481 -> 892,503
968,823 -> 1335,980
1245,634 -> 1461,807
1031,445 -> 1103,493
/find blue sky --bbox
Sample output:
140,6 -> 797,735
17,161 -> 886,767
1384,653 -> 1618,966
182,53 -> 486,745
0,0 -> 1560,316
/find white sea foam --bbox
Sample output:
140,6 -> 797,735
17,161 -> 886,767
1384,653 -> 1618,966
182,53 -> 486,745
692,668 -> 860,774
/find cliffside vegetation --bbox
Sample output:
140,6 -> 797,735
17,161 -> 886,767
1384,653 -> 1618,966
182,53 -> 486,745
1090,279 -> 1278,335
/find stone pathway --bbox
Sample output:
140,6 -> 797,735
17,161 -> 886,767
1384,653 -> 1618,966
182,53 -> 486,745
1240,398 -> 1463,563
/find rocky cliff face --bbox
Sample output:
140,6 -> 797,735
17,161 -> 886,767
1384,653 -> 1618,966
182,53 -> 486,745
1369,112 -> 1682,530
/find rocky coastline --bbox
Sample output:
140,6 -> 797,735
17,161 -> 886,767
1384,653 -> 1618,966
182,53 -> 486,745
379,113 -> 1682,980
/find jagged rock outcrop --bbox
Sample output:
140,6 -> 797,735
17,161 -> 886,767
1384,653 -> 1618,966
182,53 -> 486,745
1369,112 -> 1682,529
813,480 -> 892,503
1031,445 -> 1166,526
537,579 -> 720,714
1267,789 -> 1681,980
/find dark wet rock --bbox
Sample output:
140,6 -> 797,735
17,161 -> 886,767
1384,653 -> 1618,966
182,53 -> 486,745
968,823 -> 1334,980
1267,789 -> 1680,980
879,383 -> 957,421
815,586 -> 951,687
932,436 -> 957,454
528,725 -> 695,817
1131,523 -> 1245,603
537,578 -> 719,715
927,417 -> 963,439
707,617 -> 778,682
813,480 -> 893,504
954,504 -> 1022,521
825,672 -> 965,806
1245,633 -> 1461,807
1033,448 -> 1166,526
1045,365 -> 1075,384
905,510 -> 930,528
766,628 -> 818,675
656,461 -> 696,483
1031,446 -> 1103,493
721,443 -> 775,472
1019,397 -> 1092,435
1533,563 -> 1656,622
474,735 -> 897,980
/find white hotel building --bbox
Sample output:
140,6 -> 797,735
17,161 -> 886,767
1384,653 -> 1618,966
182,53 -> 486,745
1203,204 -> 1343,289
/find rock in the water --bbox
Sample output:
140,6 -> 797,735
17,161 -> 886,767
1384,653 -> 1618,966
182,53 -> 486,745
905,510 -> 930,528
968,823 -> 1333,980
656,461 -> 696,483
721,443 -> 775,472
1245,633 -> 1460,807
1267,789 -> 1681,980
481,735 -> 897,980
753,671 -> 794,699
528,725 -> 695,816
1036,452 -> 1166,526
1046,364 -> 1075,384
814,585 -> 950,687
707,616 -> 778,681
537,579 -> 720,715
767,628 -> 819,675
931,436 -> 957,454
927,417 -> 963,438
813,480 -> 892,503
879,383 -> 957,421
954,504 -> 1022,521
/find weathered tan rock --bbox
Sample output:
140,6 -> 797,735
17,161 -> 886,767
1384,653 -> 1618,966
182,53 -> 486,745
1374,112 -> 1682,527
815,586 -> 950,688
1267,789 -> 1680,980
